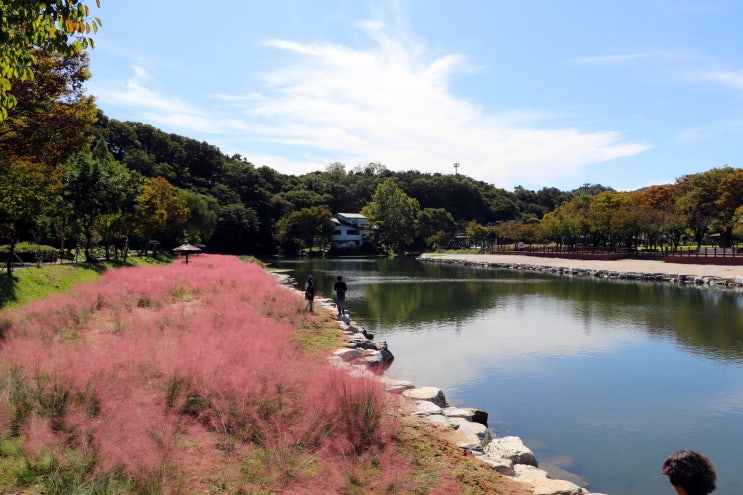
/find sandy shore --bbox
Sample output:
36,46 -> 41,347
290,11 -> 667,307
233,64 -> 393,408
420,252 -> 743,279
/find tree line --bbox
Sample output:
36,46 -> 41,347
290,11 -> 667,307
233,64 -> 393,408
2,5 -> 742,273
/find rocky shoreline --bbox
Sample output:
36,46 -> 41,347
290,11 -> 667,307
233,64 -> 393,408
418,252 -> 743,290
275,271 -> 603,495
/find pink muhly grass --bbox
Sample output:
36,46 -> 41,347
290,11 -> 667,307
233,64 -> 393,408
0,255 -> 420,492
20,413 -> 62,459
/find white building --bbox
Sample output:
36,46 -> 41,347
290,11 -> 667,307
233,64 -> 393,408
331,213 -> 369,249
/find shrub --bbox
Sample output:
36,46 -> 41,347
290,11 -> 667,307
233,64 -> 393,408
0,242 -> 58,264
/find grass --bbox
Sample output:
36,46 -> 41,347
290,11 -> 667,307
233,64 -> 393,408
0,255 -> 171,309
0,254 -> 529,495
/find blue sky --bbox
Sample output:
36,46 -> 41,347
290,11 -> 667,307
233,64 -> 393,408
86,0 -> 743,191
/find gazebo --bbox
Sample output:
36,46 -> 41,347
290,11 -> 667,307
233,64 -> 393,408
172,243 -> 201,263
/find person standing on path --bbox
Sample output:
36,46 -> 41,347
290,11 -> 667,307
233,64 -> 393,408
333,275 -> 347,316
304,275 -> 315,312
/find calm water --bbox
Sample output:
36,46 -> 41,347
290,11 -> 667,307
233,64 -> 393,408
266,257 -> 743,495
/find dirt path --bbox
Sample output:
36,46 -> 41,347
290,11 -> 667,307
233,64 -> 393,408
420,252 -> 743,279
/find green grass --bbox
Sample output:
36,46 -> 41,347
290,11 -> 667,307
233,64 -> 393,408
0,255 -> 171,309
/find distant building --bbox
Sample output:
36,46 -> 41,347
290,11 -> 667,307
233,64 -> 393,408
331,213 -> 369,249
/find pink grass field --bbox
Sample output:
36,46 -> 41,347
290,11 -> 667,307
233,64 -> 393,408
0,255 -> 445,493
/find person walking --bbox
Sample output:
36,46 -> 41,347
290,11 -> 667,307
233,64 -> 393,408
662,449 -> 717,495
304,275 -> 315,312
333,275 -> 347,316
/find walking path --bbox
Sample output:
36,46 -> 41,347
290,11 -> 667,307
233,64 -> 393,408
420,252 -> 743,280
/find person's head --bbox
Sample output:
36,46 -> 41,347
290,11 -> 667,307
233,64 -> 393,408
662,449 -> 716,495
337,276 -> 342,281
307,274 -> 313,281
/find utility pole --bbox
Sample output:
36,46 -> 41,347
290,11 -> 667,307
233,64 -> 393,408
454,162 -> 460,176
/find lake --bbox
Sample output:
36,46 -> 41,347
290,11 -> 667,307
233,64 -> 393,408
265,256 -> 743,495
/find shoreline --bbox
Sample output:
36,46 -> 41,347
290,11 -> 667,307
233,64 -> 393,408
276,269 -> 601,495
419,252 -> 743,289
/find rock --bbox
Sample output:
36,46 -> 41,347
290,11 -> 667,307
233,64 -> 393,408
513,465 -> 584,495
402,386 -> 448,407
477,455 -> 515,475
382,378 -> 415,394
424,414 -> 454,427
450,418 -> 491,445
379,346 -> 394,362
363,350 -> 385,367
354,339 -> 380,350
412,400 -> 443,416
457,440 -> 485,455
333,348 -> 361,362
442,406 -> 488,426
484,436 -> 538,467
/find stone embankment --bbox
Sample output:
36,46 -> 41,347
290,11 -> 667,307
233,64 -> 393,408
419,253 -> 743,289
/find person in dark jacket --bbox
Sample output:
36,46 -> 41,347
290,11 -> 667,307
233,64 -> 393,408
333,275 -> 347,316
304,274 -> 315,312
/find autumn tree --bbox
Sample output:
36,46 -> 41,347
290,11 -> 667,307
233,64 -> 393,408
135,177 -> 189,252
361,178 -> 420,254
1,0 -> 101,119
1,49 -> 97,166
676,168 -> 731,249
632,185 -> 684,250
465,221 -> 488,248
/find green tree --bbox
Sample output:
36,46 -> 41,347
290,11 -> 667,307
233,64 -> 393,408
415,208 -> 456,249
0,158 -> 62,273
182,190 -> 219,244
134,177 -> 189,252
715,168 -> 743,248
361,178 -> 420,254
63,154 -> 137,261
1,0 -> 101,119
210,203 -> 260,254
274,205 -> 333,254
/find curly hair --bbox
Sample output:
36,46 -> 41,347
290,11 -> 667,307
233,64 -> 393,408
662,449 -> 717,495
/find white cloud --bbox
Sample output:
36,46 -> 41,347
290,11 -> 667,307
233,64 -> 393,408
570,50 -> 687,65
93,12 -> 651,188
240,24 -> 651,187
95,66 -> 196,115
702,69 -> 743,91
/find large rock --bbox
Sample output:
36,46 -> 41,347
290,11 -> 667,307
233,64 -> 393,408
476,455 -> 515,475
382,378 -> 415,394
402,386 -> 448,407
447,417 -> 491,445
442,406 -> 488,426
513,465 -> 584,495
333,348 -> 361,362
412,400 -> 443,416
484,436 -> 538,467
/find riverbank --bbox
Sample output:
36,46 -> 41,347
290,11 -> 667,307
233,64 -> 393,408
419,252 -> 743,288
278,274 -> 605,495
